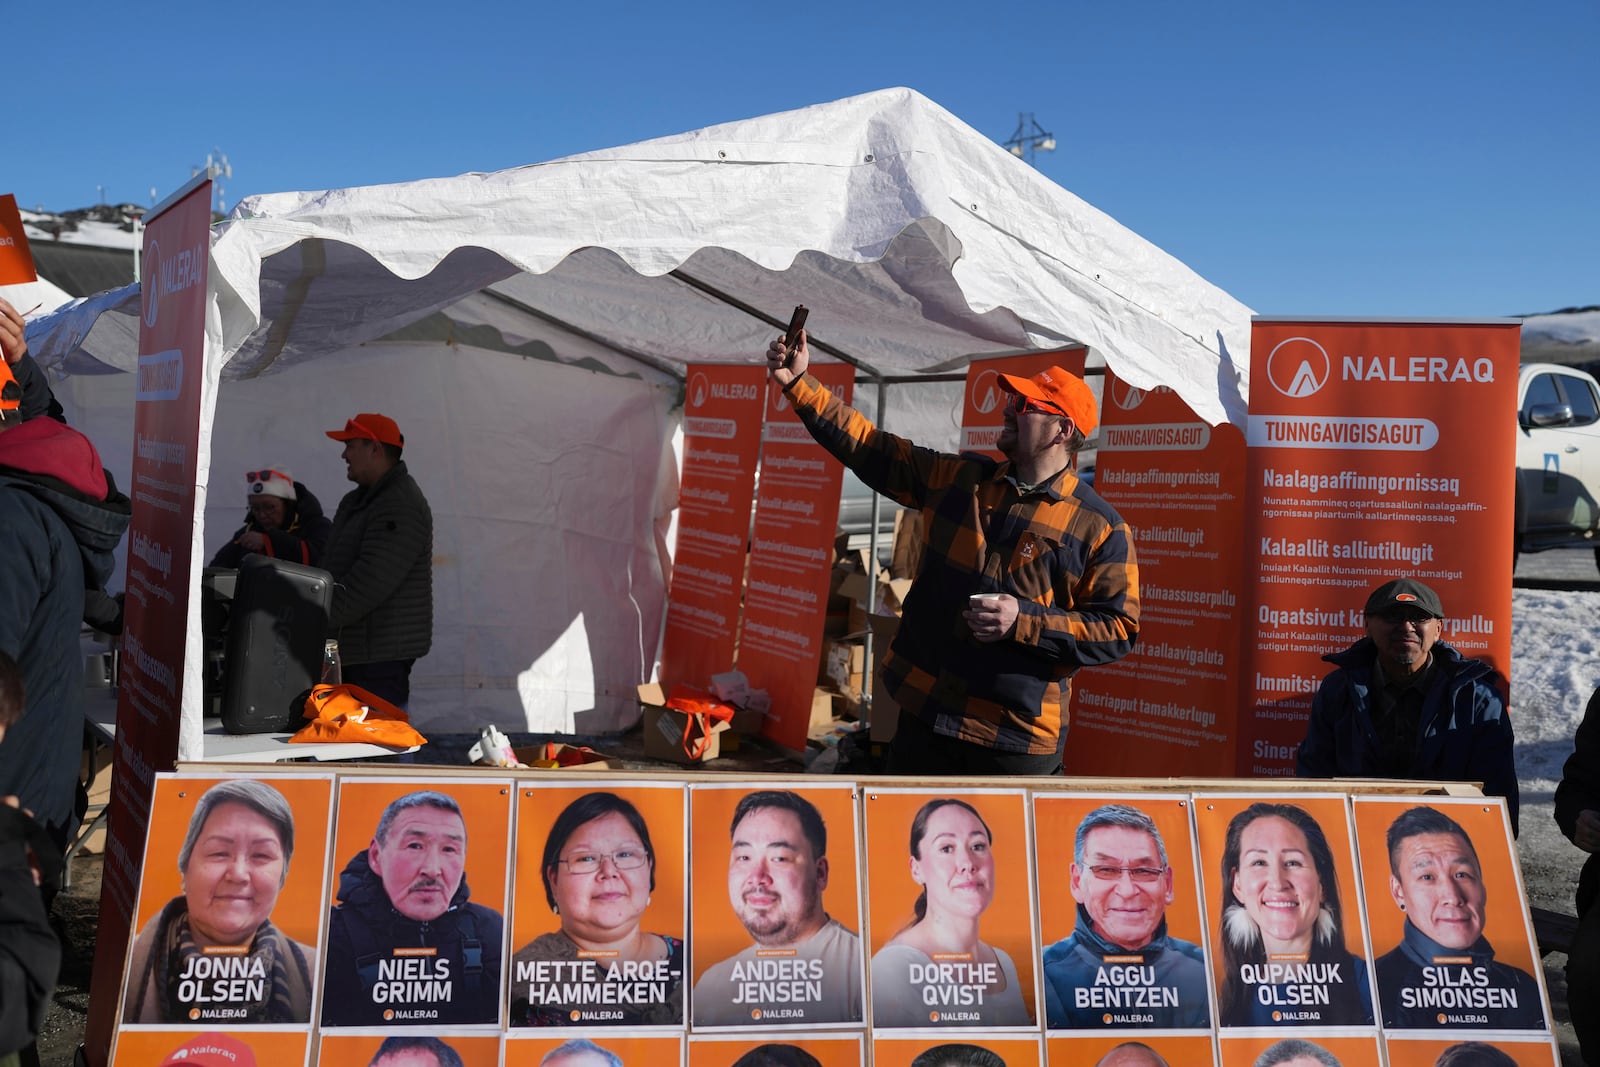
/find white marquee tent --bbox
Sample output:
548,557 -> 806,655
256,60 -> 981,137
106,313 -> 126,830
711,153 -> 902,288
25,87 -> 1254,745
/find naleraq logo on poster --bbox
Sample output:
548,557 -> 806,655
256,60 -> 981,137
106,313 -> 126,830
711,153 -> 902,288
970,369 -> 1004,414
689,372 -> 709,409
1112,379 -> 1148,411
1266,337 -> 1331,399
142,240 -> 161,328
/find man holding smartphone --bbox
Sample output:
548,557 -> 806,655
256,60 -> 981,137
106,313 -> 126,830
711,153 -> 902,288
767,329 -> 1139,775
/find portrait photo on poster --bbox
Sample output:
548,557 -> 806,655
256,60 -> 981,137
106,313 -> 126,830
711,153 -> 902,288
1032,794 -> 1212,1031
871,1034 -> 1046,1067
319,777 -> 512,1028
502,1033 -> 688,1067
109,1028 -> 310,1067
118,774 -> 334,1027
1216,1032 -> 1385,1066
1351,797 -> 1548,1032
688,782 -> 864,1028
317,1031 -> 504,1067
1046,1032 -> 1219,1066
1193,794 -> 1376,1029
507,783 -> 687,1027
686,1033 -> 865,1067
863,789 -> 1036,1029
1382,1034 -> 1563,1067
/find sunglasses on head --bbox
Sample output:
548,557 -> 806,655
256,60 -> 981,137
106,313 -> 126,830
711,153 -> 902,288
246,470 -> 289,484
1008,393 -> 1064,417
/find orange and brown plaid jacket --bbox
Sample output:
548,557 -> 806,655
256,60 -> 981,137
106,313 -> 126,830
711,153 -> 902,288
787,372 -> 1140,755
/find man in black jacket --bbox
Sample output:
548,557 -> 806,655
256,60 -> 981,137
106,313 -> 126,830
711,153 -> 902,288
323,413 -> 433,707
1556,688 -> 1600,1065
321,790 -> 503,1027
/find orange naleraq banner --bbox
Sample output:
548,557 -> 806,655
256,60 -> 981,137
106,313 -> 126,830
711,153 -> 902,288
959,348 -> 1086,459
86,178 -> 213,1067
1071,371 -> 1246,776
660,364 -> 766,688
1241,318 -> 1521,775
735,363 -> 853,752
0,193 -> 39,310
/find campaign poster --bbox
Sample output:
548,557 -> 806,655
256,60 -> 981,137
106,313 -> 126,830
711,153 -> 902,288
0,192 -> 40,310
109,1029 -> 308,1067
1351,797 -> 1549,1033
1216,1032 -> 1382,1066
686,1034 -> 863,1067
1383,1034 -> 1561,1066
505,1033 -> 686,1067
1032,794 -> 1212,1031
320,778 -> 513,1029
317,1032 -> 502,1067
958,349 -> 1088,459
1240,318 -> 1521,775
1073,370 -> 1246,777
507,782 -> 688,1027
660,364 -> 766,690
687,782 -> 864,1029
863,789 -> 1036,1029
116,774 -> 333,1027
736,363 -> 853,753
1192,794 -> 1375,1030
1046,1033 -> 1215,1066
874,1034 -> 1043,1067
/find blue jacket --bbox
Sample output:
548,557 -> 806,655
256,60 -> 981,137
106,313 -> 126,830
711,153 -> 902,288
1042,906 -> 1211,1029
1295,639 -> 1518,834
1375,920 -> 1545,1030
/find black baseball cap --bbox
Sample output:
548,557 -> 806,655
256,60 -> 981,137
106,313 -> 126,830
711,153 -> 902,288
1364,578 -> 1444,619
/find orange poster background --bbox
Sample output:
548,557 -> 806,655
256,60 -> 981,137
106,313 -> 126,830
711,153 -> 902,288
738,362 -> 853,752
506,1034 -> 685,1066
329,778 -> 512,914
111,1030 -> 308,1067
1217,1032 -> 1381,1065
687,1034 -> 863,1067
509,782 -> 687,951
318,1033 -> 502,1066
688,783 -> 861,985
0,193 -> 36,284
1047,1033 -> 1214,1065
661,363 -> 767,689
1191,794 -> 1370,990
130,774 -> 334,948
1033,794 -> 1206,952
1241,319 -> 1521,775
862,789 -> 1037,1019
1073,370 -> 1246,776
874,1034 -> 1043,1067
1350,796 -> 1537,976
959,349 -> 1088,459
1384,1035 -> 1561,1066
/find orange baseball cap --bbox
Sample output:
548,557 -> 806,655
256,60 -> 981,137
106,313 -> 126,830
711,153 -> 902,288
157,1033 -> 258,1067
0,359 -> 21,426
326,412 -> 403,447
996,365 -> 1098,435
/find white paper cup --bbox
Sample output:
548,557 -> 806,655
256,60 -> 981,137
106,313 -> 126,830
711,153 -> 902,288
969,594 -> 998,609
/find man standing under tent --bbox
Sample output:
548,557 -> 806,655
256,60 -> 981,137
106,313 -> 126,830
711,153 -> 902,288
766,332 -> 1140,775
323,412 -> 434,708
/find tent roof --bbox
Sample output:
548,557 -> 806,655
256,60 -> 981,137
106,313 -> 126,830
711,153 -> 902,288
28,87 -> 1254,426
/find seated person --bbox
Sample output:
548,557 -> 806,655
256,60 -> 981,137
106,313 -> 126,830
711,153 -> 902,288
210,466 -> 332,568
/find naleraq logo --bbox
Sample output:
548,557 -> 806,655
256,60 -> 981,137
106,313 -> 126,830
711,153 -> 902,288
688,372 -> 709,409
1111,380 -> 1147,411
1266,337 -> 1331,399
969,369 -> 1004,415
142,240 -> 161,328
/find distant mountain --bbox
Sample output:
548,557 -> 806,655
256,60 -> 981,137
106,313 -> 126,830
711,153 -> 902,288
1519,306 -> 1600,366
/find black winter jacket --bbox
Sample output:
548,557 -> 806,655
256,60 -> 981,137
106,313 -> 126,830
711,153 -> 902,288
1556,687 -> 1600,915
209,480 -> 333,569
322,462 -> 433,665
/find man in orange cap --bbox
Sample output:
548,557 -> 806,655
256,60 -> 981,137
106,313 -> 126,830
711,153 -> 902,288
767,333 -> 1139,775
323,413 -> 434,708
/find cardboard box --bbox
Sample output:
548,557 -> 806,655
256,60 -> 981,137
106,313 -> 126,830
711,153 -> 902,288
512,742 -> 614,770
638,683 -> 729,764
810,686 -> 837,730
822,639 -> 865,695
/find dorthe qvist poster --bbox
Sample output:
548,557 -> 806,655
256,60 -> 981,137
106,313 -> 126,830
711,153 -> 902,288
1241,318 -> 1520,775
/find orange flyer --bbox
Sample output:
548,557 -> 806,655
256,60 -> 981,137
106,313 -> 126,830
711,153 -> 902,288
688,1034 -> 863,1067
1384,1034 -> 1561,1066
1191,793 -> 1376,1030
660,364 -> 767,689
110,1029 -> 308,1067
507,782 -> 687,1028
1032,793 -> 1212,1031
317,1033 -> 503,1066
505,1033 -> 686,1065
319,778 -> 512,1029
1350,796 -> 1549,1033
1240,319 -> 1521,774
737,362 -> 854,752
862,789 -> 1037,1029
959,349 -> 1087,459
0,193 -> 36,285
1047,1033 -> 1214,1065
688,782 -> 863,1029
1217,1032 -> 1383,1065
118,773 -> 333,1027
874,1034 -> 1043,1067
1073,369 -> 1246,776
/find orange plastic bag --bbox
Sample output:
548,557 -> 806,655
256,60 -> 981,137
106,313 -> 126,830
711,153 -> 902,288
663,684 -> 736,761
290,683 -> 428,747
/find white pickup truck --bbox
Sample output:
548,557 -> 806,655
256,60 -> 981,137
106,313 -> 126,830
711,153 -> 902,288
1515,362 -> 1600,569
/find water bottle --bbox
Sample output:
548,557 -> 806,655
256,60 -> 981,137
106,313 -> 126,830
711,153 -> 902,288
321,639 -> 342,686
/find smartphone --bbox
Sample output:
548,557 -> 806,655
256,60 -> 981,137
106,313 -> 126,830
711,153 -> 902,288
783,305 -> 809,367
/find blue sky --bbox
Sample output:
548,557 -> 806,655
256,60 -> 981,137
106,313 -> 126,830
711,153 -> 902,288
12,0 -> 1595,317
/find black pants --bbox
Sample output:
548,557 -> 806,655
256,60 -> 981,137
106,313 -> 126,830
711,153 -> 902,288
885,709 -> 1066,776
343,659 -> 414,710
1570,894 -> 1600,1066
